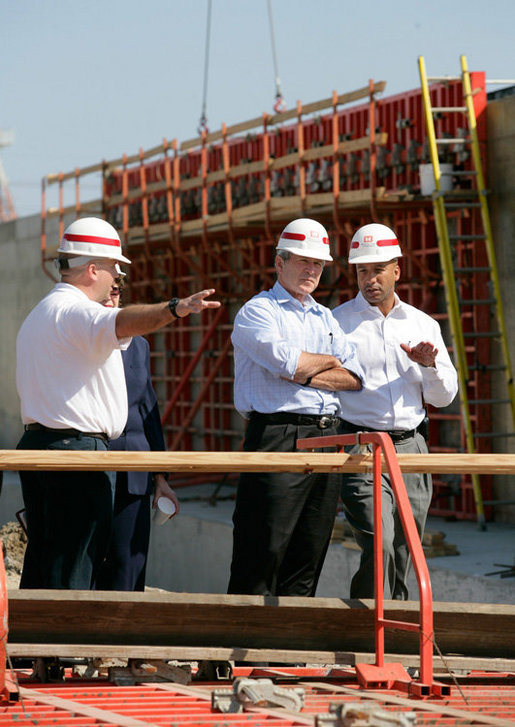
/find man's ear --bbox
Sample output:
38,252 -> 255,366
394,263 -> 401,281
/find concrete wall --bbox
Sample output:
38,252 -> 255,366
0,215 -> 56,449
487,95 -> 515,521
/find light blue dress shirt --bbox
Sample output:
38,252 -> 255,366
232,281 -> 363,418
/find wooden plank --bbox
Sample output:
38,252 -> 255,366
7,591 -> 515,659
4,450 -> 515,474
46,199 -> 103,218
7,643 -> 514,673
18,687 -> 152,727
179,82 -> 387,150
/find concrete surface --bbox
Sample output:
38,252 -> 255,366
146,482 -> 515,604
1,474 -> 514,604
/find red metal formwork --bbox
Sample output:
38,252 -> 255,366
40,73 -> 498,519
1,673 -> 513,726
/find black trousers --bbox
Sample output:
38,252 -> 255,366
228,417 -> 341,597
17,429 -> 115,590
95,476 -> 151,592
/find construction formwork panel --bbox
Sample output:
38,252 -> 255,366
40,74 -> 496,519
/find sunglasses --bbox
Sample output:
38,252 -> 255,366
111,286 -> 121,295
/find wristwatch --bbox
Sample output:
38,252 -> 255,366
168,297 -> 181,318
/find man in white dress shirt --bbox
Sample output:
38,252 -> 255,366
333,222 -> 458,600
228,218 -> 363,598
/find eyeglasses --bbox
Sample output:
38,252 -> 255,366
110,286 -> 121,295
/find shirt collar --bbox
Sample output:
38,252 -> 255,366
272,281 -> 318,311
354,290 -> 407,318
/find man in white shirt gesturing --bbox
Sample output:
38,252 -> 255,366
16,216 -> 220,593
228,218 -> 363,598
333,222 -> 458,600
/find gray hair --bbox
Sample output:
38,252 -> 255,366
276,249 -> 292,263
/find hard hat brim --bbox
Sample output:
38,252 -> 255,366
276,245 -> 333,262
349,251 -> 402,264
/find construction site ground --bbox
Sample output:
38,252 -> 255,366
1,472 -> 514,724
1,472 -> 515,602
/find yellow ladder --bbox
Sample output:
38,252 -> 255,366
418,54 -> 515,528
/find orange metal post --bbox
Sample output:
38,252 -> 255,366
263,112 -> 272,242
331,89 -> 344,235
121,153 -> 129,247
200,130 -> 209,251
58,172 -> 65,242
221,122 -> 234,245
74,167 -> 81,216
297,100 -> 306,215
297,431 -> 447,697
368,79 -> 378,222
139,147 -> 150,251
0,543 -> 17,703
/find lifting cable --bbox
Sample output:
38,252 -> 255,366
266,0 -> 286,113
198,0 -> 212,135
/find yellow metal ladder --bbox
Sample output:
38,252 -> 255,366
418,54 -> 515,528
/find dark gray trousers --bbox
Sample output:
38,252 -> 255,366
340,431 -> 432,600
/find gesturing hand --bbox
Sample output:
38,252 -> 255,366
400,341 -> 438,368
176,289 -> 221,317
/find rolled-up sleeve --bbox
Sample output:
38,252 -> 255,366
420,334 -> 458,407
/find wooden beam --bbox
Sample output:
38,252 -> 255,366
6,643 -> 514,673
3,450 -> 515,474
7,591 -> 515,659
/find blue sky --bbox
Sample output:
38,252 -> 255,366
1,0 -> 514,216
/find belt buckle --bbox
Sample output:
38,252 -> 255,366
318,416 -> 332,430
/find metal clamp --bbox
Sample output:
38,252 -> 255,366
212,677 -> 305,713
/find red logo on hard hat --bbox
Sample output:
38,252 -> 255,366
310,230 -> 319,238
364,235 -> 373,243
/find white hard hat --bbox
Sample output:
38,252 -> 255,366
57,217 -> 131,264
276,218 -> 333,262
348,223 -> 402,264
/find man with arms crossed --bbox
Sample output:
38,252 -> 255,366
228,218 -> 363,598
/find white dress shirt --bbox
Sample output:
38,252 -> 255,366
333,291 -> 458,430
16,283 -> 131,439
232,281 -> 363,418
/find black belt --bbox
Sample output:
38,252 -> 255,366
24,423 -> 108,443
249,411 -> 341,430
339,419 -> 419,443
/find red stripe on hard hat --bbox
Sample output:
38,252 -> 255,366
281,232 -> 305,241
377,238 -> 398,247
64,233 -> 121,248
351,241 -> 359,248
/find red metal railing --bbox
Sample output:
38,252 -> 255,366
297,431 -> 449,697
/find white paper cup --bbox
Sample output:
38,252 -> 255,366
153,496 -> 177,525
